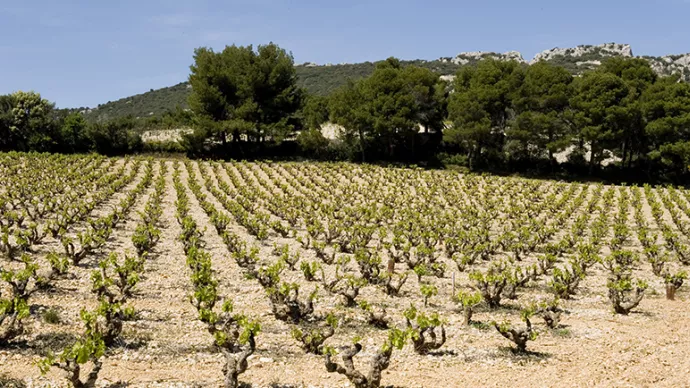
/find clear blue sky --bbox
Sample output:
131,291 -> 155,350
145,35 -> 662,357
2,0 -> 689,108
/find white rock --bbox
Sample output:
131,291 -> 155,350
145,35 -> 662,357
531,43 -> 633,64
448,50 -> 526,65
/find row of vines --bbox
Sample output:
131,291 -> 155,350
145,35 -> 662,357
0,152 -> 689,387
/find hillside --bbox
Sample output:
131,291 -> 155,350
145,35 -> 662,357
83,43 -> 690,122
82,82 -> 192,122
83,60 -> 462,122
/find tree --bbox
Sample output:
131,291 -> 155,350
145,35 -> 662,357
60,112 -> 90,153
87,116 -> 142,155
296,128 -> 330,159
599,57 -> 657,96
251,43 -> 304,142
187,43 -> 302,152
360,58 -> 422,159
328,79 -> 370,161
507,61 -> 574,164
401,65 -> 448,159
302,95 -> 329,130
0,91 -> 56,151
329,58 -> 446,161
570,72 -> 631,173
445,60 -> 524,169
0,95 -> 14,150
641,76 -> 690,176
402,65 -> 448,135
598,58 -> 657,167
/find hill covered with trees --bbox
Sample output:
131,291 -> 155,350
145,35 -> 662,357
80,59 -> 461,122
80,43 -> 690,123
4,42 -> 690,182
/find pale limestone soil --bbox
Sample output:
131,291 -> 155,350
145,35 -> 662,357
0,157 -> 124,261
1,160 -> 690,388
0,159 -> 159,384
27,158 -> 145,278
5,156 -> 111,228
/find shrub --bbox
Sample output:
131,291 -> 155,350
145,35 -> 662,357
607,276 -> 647,315
88,117 -> 142,156
291,313 -> 338,354
39,310 -> 105,388
267,283 -> 317,323
469,267 -> 508,308
132,223 -> 161,256
664,271 -> 686,300
536,298 -> 562,329
359,300 -> 389,329
502,265 -> 536,300
255,260 -> 285,289
548,264 -> 584,299
455,290 -> 482,325
493,308 -> 537,352
354,249 -> 383,283
300,261 -> 321,282
297,128 -> 331,159
419,283 -> 438,307
142,140 -> 186,153
379,271 -> 408,296
404,305 -> 446,355
323,329 -> 407,388
1,255 -> 41,344
602,250 -> 638,274
438,152 -> 469,168
42,308 -> 61,325
46,252 -> 70,278
90,253 -> 143,345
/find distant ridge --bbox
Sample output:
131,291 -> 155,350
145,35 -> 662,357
83,43 -> 690,122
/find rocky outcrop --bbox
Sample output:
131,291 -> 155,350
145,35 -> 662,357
433,43 -> 690,86
528,43 -> 690,81
439,75 -> 455,83
644,54 -> 690,81
440,51 -> 526,65
294,44 -> 689,82
531,43 -> 633,64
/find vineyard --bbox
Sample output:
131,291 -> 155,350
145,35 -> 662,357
1,152 -> 690,387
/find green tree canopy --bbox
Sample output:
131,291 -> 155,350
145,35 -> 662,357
507,61 -> 574,162
187,43 -> 302,150
0,91 -> 56,151
301,94 -> 329,130
87,116 -> 141,155
445,59 -> 524,169
571,72 -> 631,172
329,58 -> 446,161
597,57 -> 657,167
0,94 -> 14,150
641,76 -> 690,174
60,112 -> 90,153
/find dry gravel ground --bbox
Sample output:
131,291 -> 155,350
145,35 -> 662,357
1,158 -> 690,387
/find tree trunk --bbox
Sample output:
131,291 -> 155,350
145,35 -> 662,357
387,258 -> 395,274
357,129 -> 366,162
620,140 -> 627,167
463,308 -> 472,326
666,284 -> 676,300
588,145 -> 597,175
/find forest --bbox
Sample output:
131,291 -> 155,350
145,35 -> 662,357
1,43 -> 689,181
